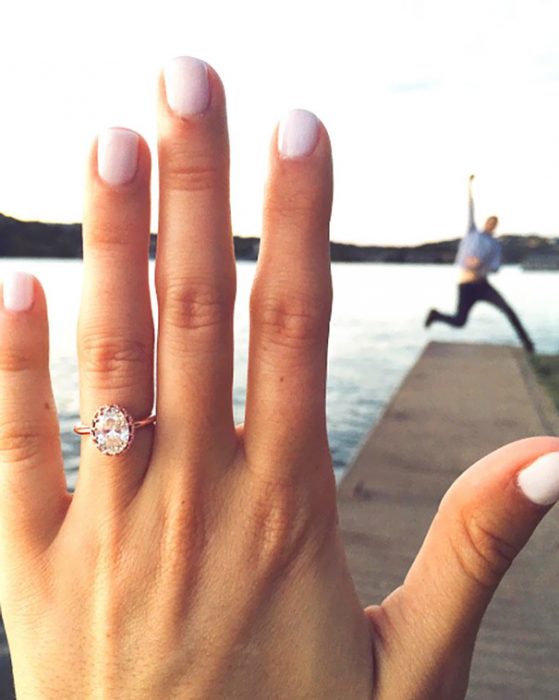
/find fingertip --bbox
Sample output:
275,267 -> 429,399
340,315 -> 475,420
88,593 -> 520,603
88,128 -> 151,191
1,272 -> 49,319
267,111 -> 333,224
517,449 -> 559,507
264,112 -> 333,235
277,109 -> 321,159
156,57 -> 229,175
0,273 -> 50,375
273,110 -> 331,164
158,56 -> 227,122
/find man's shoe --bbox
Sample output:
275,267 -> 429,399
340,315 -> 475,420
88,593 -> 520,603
424,309 -> 436,328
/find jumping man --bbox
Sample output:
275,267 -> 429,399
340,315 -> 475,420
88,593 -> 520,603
425,175 -> 534,353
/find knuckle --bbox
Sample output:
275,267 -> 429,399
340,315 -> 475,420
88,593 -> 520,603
85,217 -> 137,252
265,187 -> 324,228
80,332 -> 152,389
244,475 -> 336,575
161,279 -> 233,334
247,485 -> 307,571
452,507 -> 518,589
0,419 -> 49,468
160,150 -> 225,193
0,347 -> 35,374
250,290 -> 331,351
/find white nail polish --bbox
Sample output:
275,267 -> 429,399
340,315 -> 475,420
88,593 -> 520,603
97,128 -> 140,186
3,271 -> 34,312
517,452 -> 559,506
278,109 -> 320,159
163,56 -> 210,117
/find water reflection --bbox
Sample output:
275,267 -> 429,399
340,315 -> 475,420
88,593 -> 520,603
2,258 -> 557,490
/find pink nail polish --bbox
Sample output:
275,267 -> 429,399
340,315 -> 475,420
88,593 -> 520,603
3,271 -> 34,312
278,109 -> 320,159
163,56 -> 211,117
518,452 -> 559,506
97,128 -> 140,186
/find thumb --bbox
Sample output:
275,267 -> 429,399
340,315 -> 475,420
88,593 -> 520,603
369,437 -> 559,697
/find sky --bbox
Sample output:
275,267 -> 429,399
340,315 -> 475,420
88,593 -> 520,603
0,0 -> 558,245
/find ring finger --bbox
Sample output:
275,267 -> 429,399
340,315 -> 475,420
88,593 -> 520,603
75,128 -> 154,505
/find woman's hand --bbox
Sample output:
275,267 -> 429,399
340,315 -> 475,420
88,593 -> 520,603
0,57 -> 558,700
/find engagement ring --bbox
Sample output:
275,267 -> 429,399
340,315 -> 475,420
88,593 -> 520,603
73,405 -> 156,456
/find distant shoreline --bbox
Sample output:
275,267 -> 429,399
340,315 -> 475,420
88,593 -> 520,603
1,213 -> 558,265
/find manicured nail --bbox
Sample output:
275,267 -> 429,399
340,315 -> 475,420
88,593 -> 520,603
164,56 -> 210,117
278,109 -> 320,159
97,128 -> 140,186
3,271 -> 34,312
517,452 -> 559,506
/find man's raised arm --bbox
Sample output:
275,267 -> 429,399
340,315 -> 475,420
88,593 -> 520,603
467,174 -> 476,233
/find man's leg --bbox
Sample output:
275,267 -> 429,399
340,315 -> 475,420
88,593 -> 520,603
479,281 -> 535,352
425,283 -> 477,328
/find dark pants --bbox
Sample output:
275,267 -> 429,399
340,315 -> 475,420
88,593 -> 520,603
430,279 -> 534,351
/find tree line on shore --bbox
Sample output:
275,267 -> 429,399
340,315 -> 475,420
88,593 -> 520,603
1,212 -> 558,264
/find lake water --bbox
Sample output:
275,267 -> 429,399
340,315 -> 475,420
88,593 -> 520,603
2,259 -> 558,490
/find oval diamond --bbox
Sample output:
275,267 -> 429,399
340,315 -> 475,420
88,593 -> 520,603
91,405 -> 134,456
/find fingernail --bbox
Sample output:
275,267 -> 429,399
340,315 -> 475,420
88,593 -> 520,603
278,109 -> 320,159
164,56 -> 210,117
517,452 -> 559,506
2,271 -> 34,312
97,128 -> 140,186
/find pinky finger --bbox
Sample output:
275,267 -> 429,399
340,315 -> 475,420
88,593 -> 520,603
0,272 -> 68,565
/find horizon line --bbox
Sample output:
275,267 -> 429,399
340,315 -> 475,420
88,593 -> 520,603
1,211 -> 557,249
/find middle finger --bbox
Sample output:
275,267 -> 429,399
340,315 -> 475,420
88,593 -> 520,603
153,57 -> 237,471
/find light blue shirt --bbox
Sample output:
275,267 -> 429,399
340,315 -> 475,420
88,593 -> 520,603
455,195 -> 501,276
